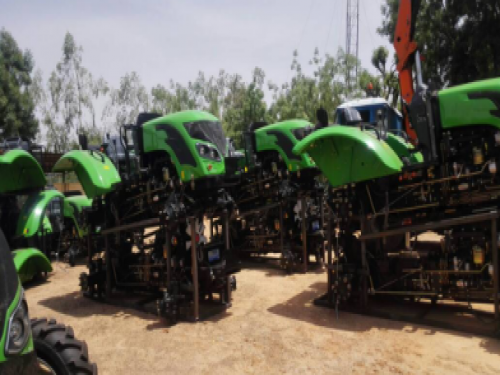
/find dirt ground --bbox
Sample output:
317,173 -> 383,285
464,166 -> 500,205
26,261 -> 500,375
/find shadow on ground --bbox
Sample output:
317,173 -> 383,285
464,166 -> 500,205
268,281 -> 500,357
38,289 -> 234,329
240,259 -> 325,277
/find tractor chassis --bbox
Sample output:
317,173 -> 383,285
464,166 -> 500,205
85,210 -> 236,323
226,194 -> 325,273
316,209 -> 500,337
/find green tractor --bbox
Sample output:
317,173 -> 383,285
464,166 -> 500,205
0,150 -> 53,282
0,148 -> 92,280
294,0 -> 500,310
0,227 -> 97,374
227,119 -> 326,272
56,110 -> 238,322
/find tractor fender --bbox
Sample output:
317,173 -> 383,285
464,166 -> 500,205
12,248 -> 52,284
63,195 -> 93,237
15,190 -> 64,239
0,150 -> 46,193
52,150 -> 121,199
384,132 -> 423,164
293,126 -> 403,187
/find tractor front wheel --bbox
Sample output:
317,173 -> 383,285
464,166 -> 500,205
31,318 -> 97,375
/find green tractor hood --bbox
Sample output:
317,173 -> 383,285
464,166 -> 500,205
53,150 -> 121,198
293,126 -> 403,187
254,119 -> 316,172
0,150 -> 46,193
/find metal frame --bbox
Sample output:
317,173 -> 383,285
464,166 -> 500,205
97,211 -> 232,322
231,194 -> 324,273
320,210 -> 500,335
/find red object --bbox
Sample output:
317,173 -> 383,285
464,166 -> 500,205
393,0 -> 419,144
195,234 -> 200,243
402,218 -> 412,226
208,164 -> 213,171
367,82 -> 374,90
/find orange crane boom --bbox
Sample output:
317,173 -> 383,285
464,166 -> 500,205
393,0 -> 420,142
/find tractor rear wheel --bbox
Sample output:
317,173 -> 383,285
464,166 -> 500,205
31,318 -> 97,375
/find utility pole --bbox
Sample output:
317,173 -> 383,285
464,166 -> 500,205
346,0 -> 359,90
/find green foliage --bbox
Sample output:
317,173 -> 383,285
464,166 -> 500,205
103,71 -> 150,130
0,29 -> 39,140
31,30 -> 398,150
267,48 -> 355,126
379,0 -> 500,87
34,32 -> 108,152
368,46 -> 399,107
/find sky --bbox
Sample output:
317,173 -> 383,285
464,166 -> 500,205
0,0 -> 392,92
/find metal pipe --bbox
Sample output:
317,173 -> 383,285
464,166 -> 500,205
165,228 -> 172,290
397,159 -> 492,191
210,217 -> 214,240
87,230 -> 92,267
405,232 -> 411,249
279,202 -> 284,257
301,196 -> 307,273
492,218 -> 499,319
190,218 -> 200,321
415,51 -> 424,87
360,218 -> 368,307
327,207 -> 333,304
105,234 -> 111,299
224,210 -> 231,304
319,196 -> 325,255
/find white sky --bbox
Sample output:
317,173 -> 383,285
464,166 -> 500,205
0,0 -> 392,92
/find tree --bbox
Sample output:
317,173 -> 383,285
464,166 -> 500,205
103,72 -> 150,130
149,68 -> 267,145
267,48 -> 348,124
225,67 -> 267,141
379,0 -> 500,87
369,46 -> 399,106
0,29 -> 39,140
36,32 -> 108,151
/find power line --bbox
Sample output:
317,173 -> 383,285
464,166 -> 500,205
324,0 -> 338,55
296,0 -> 317,53
360,0 -> 376,47
285,0 -> 316,85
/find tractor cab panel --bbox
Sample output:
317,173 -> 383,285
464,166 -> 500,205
139,111 -> 227,183
254,120 -> 316,172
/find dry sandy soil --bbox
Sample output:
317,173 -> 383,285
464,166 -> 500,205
26,261 -> 500,375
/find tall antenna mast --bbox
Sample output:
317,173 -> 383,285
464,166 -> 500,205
346,0 -> 359,90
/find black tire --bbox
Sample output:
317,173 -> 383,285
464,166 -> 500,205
31,318 -> 97,375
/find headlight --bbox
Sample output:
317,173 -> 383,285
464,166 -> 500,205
196,143 -> 221,161
6,291 -> 31,355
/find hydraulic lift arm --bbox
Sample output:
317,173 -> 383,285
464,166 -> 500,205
393,0 -> 421,143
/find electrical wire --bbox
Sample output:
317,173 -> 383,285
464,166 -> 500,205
324,0 -> 338,55
296,0 -> 317,53
285,0 -> 317,85
360,0 -> 376,47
